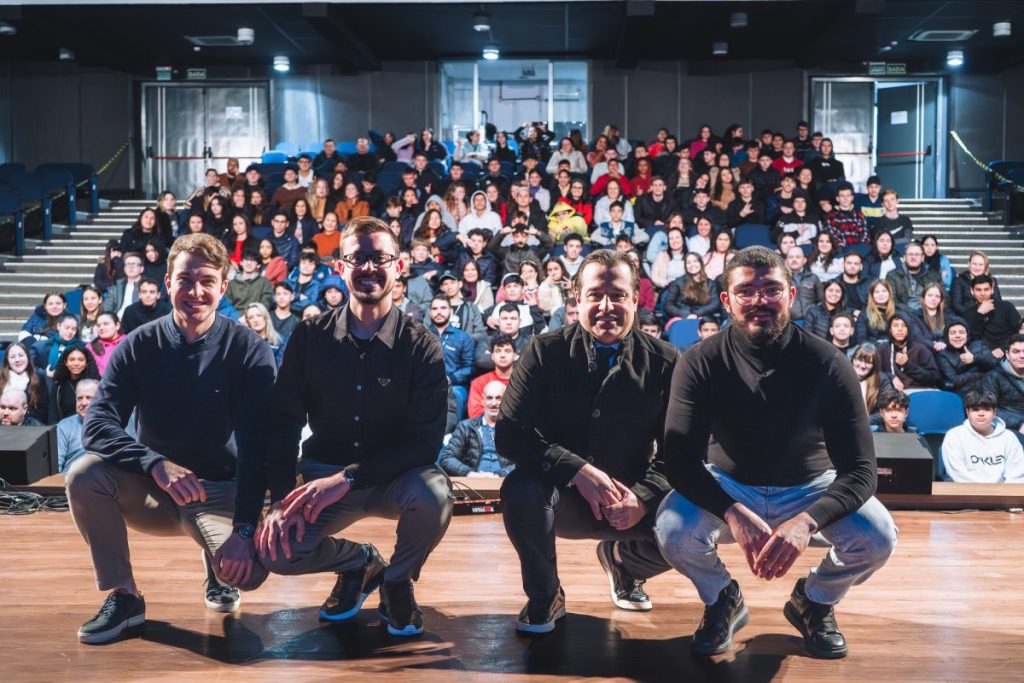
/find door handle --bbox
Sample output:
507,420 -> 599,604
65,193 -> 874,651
925,144 -> 932,157
146,146 -> 154,159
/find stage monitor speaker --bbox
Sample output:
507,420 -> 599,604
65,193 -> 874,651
873,432 -> 933,495
0,426 -> 57,485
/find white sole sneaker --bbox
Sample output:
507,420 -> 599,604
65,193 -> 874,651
78,613 -> 146,644
205,594 -> 241,612
515,605 -> 566,634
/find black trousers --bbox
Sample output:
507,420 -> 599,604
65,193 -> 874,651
501,467 -> 671,605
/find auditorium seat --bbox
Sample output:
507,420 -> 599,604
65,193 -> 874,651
304,141 -> 325,154
667,318 -> 701,349
376,171 -> 403,195
734,224 -> 773,249
336,141 -> 359,157
381,161 -> 410,174
908,390 -> 964,480
261,151 -> 288,164
427,161 -> 447,178
844,243 -> 871,259
273,142 -> 301,157
461,161 -> 482,178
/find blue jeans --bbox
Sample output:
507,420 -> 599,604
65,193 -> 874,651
654,464 -> 897,606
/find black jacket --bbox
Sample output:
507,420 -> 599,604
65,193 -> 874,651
962,299 -> 1022,352
496,324 -> 678,507
950,271 -> 1002,318
837,276 -> 869,312
726,197 -> 766,229
663,276 -> 720,320
878,340 -> 942,390
982,361 -> 1024,430
634,194 -> 677,229
438,416 -> 514,477
803,303 -> 847,340
937,339 -> 999,395
791,269 -> 823,321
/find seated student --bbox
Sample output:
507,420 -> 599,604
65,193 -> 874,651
825,182 -> 871,246
803,280 -> 848,340
636,310 -> 662,341
837,251 -> 869,312
941,389 -> 1024,483
119,279 -> 172,335
951,251 -> 1002,318
270,282 -> 299,343
874,189 -> 913,243
773,194 -> 820,246
243,303 -> 284,367
57,379 -> 100,473
829,312 -> 856,354
390,277 -> 424,323
807,231 -> 844,283
870,389 -> 918,434
663,253 -> 720,326
318,276 -> 347,312
439,381 -> 514,478
476,304 -> 533,371
855,176 -> 885,233
592,201 -> 648,248
225,251 -> 274,316
88,312 -> 126,378
49,345 -> 101,424
453,229 -> 499,288
407,240 -> 440,284
426,295 -> 475,417
937,320 -> 999,397
851,343 -> 895,417
855,279 -> 931,346
485,274 -> 545,334
286,251 -> 324,315
32,314 -> 79,377
0,342 -> 50,424
20,291 -> 67,343
963,275 -> 1022,353
546,299 -> 580,333
0,388 -> 44,426
784,246 -> 823,323
468,335 -> 517,418
878,312 -> 941,393
546,200 -> 590,244
697,317 -> 721,341
981,334 -> 1024,434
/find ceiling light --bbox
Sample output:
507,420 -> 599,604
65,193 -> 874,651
58,48 -> 75,61
993,22 -> 1011,38
473,13 -> 490,32
712,42 -> 728,56
946,49 -> 964,67
0,22 -> 15,36
482,46 -> 499,61
730,12 -> 748,29
237,27 -> 255,45
273,55 -> 290,73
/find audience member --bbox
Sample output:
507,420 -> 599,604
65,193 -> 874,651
878,312 -> 941,393
981,335 -> 1024,433
963,275 -> 1021,353
440,381 -> 514,477
87,312 -> 125,377
0,342 -> 50,424
19,291 -> 68,343
886,242 -> 941,312
937,320 -> 999,397
104,252 -> 145,318
244,302 -> 284,367
49,345 -> 101,423
941,389 -> 1024,483
120,279 -> 172,335
57,379 -> 100,473
32,313 -> 79,377
851,343 -> 894,416
951,251 -> 1001,318
226,251 -> 274,316
0,388 -> 43,427
825,183 -> 870,246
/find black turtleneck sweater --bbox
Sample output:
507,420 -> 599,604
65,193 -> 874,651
664,323 -> 876,529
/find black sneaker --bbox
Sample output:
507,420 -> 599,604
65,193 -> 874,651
691,579 -> 749,656
783,577 -> 848,659
515,587 -> 567,635
320,544 -> 388,622
596,541 -> 652,611
78,591 -> 146,644
379,580 -> 424,636
203,551 -> 240,612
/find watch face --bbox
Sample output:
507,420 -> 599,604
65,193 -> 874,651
235,524 -> 255,540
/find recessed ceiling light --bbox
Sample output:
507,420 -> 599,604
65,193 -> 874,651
59,48 -> 75,61
237,27 -> 255,45
994,22 -> 1011,38
0,22 -> 15,36
273,55 -> 290,73
730,12 -> 747,29
473,13 -> 490,32
482,46 -> 499,60
712,42 -> 728,56
946,49 -> 964,67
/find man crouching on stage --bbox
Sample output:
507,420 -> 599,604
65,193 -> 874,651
257,216 -> 452,637
69,233 -> 277,643
496,249 -> 679,633
656,246 -> 897,659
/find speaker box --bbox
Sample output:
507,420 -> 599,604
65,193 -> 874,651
873,432 -> 933,495
0,426 -> 57,485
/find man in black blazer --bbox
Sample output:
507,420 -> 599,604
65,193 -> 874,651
496,249 -> 679,634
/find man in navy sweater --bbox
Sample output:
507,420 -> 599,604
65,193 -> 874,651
68,233 -> 277,644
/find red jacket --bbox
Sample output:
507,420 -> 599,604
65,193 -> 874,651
590,173 -> 633,198
771,156 -> 804,175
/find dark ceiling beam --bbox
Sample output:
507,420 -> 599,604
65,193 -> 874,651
302,3 -> 380,72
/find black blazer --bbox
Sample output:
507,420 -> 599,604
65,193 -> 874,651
495,323 -> 678,506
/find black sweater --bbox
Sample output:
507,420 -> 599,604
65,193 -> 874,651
664,324 -> 877,529
82,315 -> 277,526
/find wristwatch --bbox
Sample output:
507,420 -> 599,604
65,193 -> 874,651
342,470 -> 356,487
233,523 -> 255,540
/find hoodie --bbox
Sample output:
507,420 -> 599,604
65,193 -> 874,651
941,417 -> 1024,483
457,190 -> 502,237
877,312 -> 941,389
546,200 -> 589,243
981,360 -> 1024,430
936,320 -> 999,395
413,194 -> 458,232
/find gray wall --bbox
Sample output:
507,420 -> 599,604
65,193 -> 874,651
948,64 -> 1024,194
590,60 -> 806,145
0,62 -> 134,191
2,58 -> 1021,196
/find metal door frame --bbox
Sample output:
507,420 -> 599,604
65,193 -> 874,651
810,75 -> 948,198
138,80 -> 271,197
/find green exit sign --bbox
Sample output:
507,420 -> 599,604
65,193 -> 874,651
868,62 -> 908,76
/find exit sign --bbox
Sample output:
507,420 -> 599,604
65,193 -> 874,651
186,68 -> 207,80
868,62 -> 908,76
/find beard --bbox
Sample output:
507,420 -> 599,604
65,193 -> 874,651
731,306 -> 789,347
351,277 -> 394,305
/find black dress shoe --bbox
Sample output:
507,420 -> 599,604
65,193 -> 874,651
691,579 -> 749,656
783,577 -> 848,659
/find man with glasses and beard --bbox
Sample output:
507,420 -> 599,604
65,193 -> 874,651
655,246 -> 897,660
259,216 -> 451,638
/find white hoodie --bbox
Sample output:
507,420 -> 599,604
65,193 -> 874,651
941,417 -> 1024,483
458,191 -> 502,237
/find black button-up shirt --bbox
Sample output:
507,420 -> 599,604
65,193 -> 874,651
266,305 -> 448,501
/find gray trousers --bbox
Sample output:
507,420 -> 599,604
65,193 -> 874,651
655,464 -> 898,606
259,460 -> 453,583
65,453 -> 268,592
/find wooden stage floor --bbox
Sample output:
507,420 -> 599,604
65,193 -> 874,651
2,508 -> 1023,682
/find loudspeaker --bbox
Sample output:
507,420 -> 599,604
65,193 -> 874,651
873,432 -> 933,495
0,426 -> 57,485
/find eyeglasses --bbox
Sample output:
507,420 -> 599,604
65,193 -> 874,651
730,285 -> 786,304
341,253 -> 397,268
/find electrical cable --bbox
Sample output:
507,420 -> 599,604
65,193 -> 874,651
0,477 -> 69,514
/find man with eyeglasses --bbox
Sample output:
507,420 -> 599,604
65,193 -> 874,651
656,246 -> 897,660
104,252 -> 147,319
259,216 -> 451,638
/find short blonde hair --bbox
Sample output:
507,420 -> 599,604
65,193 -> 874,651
167,233 -> 231,280
341,215 -> 400,253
